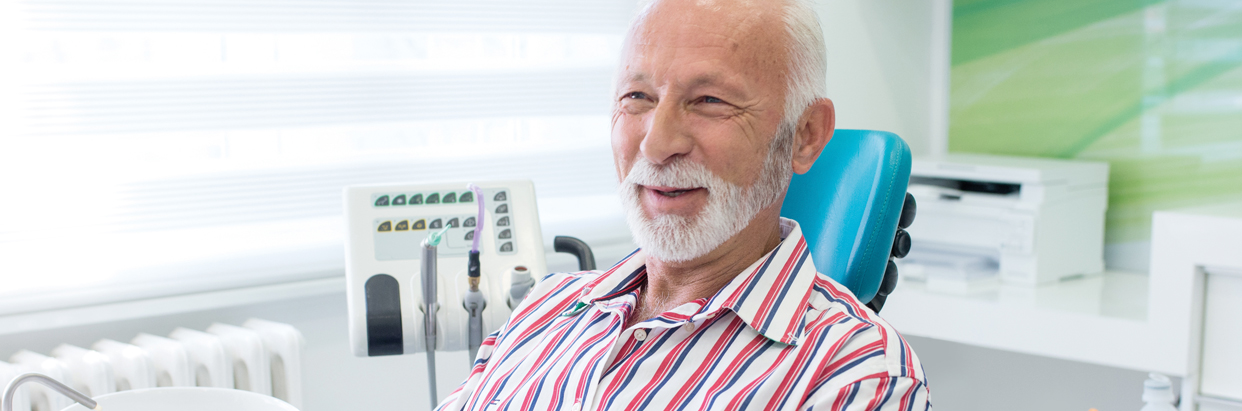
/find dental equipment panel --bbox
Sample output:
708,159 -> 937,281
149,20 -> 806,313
343,180 -> 547,361
903,154 -> 1108,285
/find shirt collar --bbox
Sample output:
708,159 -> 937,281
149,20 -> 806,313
578,218 -> 819,345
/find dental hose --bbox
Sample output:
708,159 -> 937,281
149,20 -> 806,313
422,226 -> 451,409
464,184 -> 487,362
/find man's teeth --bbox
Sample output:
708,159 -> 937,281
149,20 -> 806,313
657,189 -> 690,198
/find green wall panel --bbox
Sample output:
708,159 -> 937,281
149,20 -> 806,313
950,0 -> 1242,244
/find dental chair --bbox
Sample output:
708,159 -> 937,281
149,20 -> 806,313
781,129 -> 916,313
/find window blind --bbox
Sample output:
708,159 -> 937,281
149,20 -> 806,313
0,0 -> 638,313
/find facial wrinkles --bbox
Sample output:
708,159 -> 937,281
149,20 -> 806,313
611,76 -> 780,201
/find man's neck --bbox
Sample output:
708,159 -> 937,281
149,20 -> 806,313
625,207 -> 785,329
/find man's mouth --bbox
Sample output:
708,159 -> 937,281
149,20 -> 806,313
645,185 -> 702,198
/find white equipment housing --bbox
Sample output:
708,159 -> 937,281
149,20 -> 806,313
344,180 -> 547,357
904,154 -> 1109,285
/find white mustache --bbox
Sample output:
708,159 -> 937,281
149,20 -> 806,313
622,157 -> 721,190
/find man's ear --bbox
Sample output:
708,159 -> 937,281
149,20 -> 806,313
791,98 -> 835,175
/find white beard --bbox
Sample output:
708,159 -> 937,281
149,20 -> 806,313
619,122 -> 795,263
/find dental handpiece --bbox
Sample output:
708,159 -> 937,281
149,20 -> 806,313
420,236 -> 441,409
464,251 -> 486,362
465,183 -> 488,363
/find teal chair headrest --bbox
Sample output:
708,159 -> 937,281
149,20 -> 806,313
780,129 -> 911,303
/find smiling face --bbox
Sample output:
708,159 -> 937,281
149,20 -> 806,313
613,0 -> 797,262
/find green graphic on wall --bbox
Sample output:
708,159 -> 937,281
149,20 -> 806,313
951,0 -> 1242,244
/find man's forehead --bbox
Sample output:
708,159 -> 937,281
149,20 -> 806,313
626,3 -> 787,62
630,0 -> 781,46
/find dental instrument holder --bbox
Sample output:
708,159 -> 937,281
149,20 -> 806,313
507,266 -> 536,310
345,180 -> 549,359
345,181 -> 607,407
420,234 -> 442,409
3,373 -> 99,411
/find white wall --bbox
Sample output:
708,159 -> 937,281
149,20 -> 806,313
816,0 -> 951,157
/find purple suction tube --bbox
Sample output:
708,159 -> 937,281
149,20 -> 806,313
467,183 -> 485,252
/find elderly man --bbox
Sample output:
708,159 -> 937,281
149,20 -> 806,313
436,0 -> 930,409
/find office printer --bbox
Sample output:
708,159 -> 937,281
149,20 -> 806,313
901,154 -> 1109,285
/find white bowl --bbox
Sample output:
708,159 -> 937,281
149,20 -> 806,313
61,387 -> 299,411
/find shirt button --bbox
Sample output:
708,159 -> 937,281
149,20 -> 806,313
634,329 -> 647,341
682,323 -> 695,333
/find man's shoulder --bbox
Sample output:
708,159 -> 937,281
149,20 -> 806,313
803,274 -> 926,384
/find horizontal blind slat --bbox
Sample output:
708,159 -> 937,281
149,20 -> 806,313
20,0 -> 635,32
0,146 -> 618,240
18,70 -> 614,135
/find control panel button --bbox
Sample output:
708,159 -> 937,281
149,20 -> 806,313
377,221 -> 392,232
395,220 -> 409,231
459,191 -> 474,203
410,194 -> 424,205
392,194 -> 407,206
494,191 -> 507,202
498,229 -> 512,239
429,218 -> 443,229
442,192 -> 457,203
465,231 -> 474,241
495,204 -> 509,214
447,217 -> 460,228
374,195 -> 390,207
426,193 -> 441,204
497,216 -> 510,226
500,242 -> 513,252
412,219 -> 427,230
463,217 -> 476,227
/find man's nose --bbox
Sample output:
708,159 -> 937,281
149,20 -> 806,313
639,100 -> 693,165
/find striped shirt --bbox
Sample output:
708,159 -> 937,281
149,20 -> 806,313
437,218 -> 930,410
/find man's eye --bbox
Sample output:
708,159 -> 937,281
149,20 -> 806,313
625,91 -> 647,100
702,96 -> 724,104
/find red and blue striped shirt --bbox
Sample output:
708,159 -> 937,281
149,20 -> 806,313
437,218 -> 930,410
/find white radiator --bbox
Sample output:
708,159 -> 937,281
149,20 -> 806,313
0,318 -> 304,411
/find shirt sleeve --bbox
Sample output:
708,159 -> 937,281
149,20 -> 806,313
807,376 -> 931,411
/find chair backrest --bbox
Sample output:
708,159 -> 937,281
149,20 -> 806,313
780,129 -> 911,303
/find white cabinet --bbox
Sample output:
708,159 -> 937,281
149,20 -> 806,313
1150,203 -> 1242,410
1201,268 -> 1242,402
